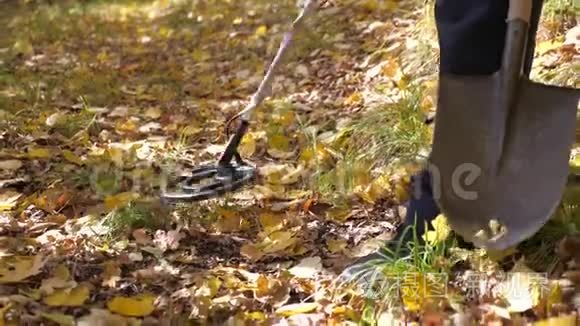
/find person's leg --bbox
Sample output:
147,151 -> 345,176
341,0 -> 511,278
341,0 -> 545,279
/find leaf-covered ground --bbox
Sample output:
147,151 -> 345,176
0,0 -> 579,324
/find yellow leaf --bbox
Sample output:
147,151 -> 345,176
13,39 -> 33,56
39,312 -> 74,326
536,39 -> 563,55
239,133 -> 257,157
533,315 -> 576,326
40,263 -> 73,295
106,147 -> 125,167
344,92 -> 363,106
422,214 -> 451,245
546,282 -> 562,309
116,120 -> 138,133
359,0 -> 378,11
144,107 -> 162,119
401,273 -> 429,312
380,59 -> 400,78
326,238 -> 348,253
216,209 -> 242,233
326,206 -> 351,223
28,147 -> 52,159
107,294 -> 156,317
0,190 -> 22,211
255,25 -> 268,37
61,150 -> 84,166
280,165 -> 304,185
0,255 -> 45,283
192,49 -> 211,62
261,231 -> 297,254
43,284 -> 90,307
570,155 -> 580,174
268,134 -> 291,152
275,302 -> 319,317
258,213 -> 284,233
55,263 -> 70,280
194,277 -> 222,298
245,311 -> 266,321
104,192 -> 139,210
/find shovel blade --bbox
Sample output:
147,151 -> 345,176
431,74 -> 579,250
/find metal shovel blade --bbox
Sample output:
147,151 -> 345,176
430,73 -> 579,250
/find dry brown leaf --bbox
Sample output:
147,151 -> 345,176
288,257 -> 323,279
132,229 -> 152,246
102,261 -> 122,288
153,229 -> 184,252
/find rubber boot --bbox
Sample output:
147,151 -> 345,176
339,169 -> 440,282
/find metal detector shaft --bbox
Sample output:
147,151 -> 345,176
218,120 -> 250,166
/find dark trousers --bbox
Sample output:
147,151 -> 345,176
435,0 -> 544,76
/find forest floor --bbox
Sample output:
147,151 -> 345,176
0,0 -> 579,324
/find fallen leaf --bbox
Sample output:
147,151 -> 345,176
77,308 -> 140,326
128,252 -> 143,262
216,209 -> 243,233
62,150 -> 84,166
0,190 -> 22,211
43,284 -> 90,307
240,243 -> 264,261
40,312 -> 75,326
0,255 -> 45,283
258,212 -> 285,233
27,147 -> 53,159
288,257 -> 323,279
102,261 -> 122,288
532,314 -> 576,326
279,165 -> 305,185
138,122 -> 162,133
239,133 -> 257,157
255,25 -> 268,37
326,238 -> 348,254
261,230 -> 298,254
46,112 -> 66,127
107,294 -> 156,317
275,302 -> 319,317
536,39 -> 563,55
0,160 -> 23,171
40,263 -> 74,295
144,107 -> 162,119
268,135 -> 292,155
132,229 -> 152,245
153,229 -> 184,252
104,192 -> 139,210
0,303 -> 12,326
498,259 -> 543,312
423,214 -> 451,245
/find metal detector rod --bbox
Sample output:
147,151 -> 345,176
217,0 -> 318,165
218,120 -> 250,166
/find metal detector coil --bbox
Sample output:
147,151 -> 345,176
161,121 -> 257,203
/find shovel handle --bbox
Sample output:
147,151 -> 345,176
508,0 -> 533,23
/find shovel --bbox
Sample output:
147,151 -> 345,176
430,0 -> 580,250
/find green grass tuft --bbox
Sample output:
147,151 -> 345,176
103,202 -> 158,236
